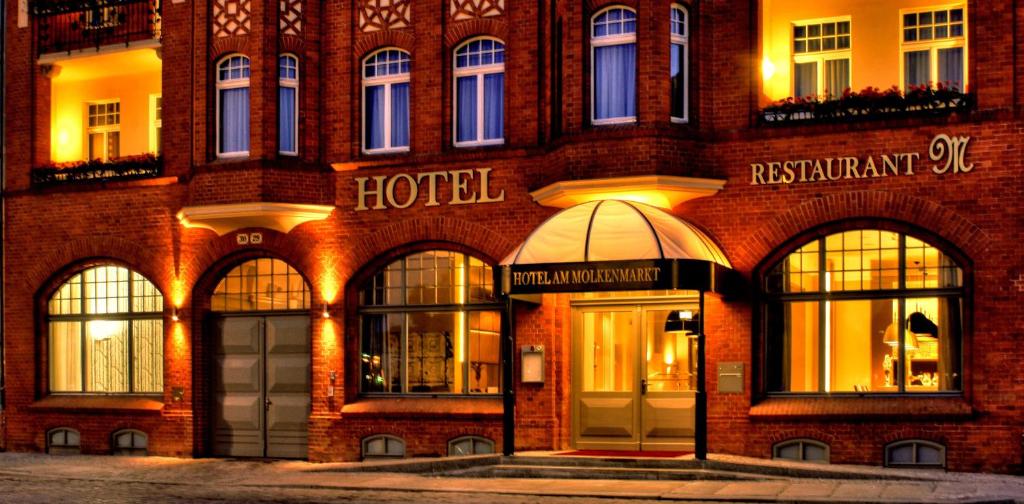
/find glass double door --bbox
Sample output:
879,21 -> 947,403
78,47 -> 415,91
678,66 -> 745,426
572,305 -> 698,451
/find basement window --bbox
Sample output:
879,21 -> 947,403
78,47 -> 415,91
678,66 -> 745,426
885,439 -> 945,468
112,429 -> 148,456
47,428 -> 81,455
362,435 -> 405,459
448,436 -> 495,457
772,438 -> 829,463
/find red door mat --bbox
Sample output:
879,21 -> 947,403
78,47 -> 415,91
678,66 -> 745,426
556,450 -> 692,458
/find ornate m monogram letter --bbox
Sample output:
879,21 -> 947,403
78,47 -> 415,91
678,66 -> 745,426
929,134 -> 974,174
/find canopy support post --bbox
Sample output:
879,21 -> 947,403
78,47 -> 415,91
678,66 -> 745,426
695,290 -> 708,460
501,295 -> 516,456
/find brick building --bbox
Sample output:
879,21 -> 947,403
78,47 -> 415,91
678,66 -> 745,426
1,0 -> 1022,473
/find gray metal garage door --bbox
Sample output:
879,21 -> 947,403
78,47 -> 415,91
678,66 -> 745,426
212,315 -> 311,458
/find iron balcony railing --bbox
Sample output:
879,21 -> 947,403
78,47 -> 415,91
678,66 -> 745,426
33,0 -> 161,56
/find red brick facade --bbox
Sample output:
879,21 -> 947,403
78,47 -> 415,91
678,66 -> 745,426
2,0 -> 1022,473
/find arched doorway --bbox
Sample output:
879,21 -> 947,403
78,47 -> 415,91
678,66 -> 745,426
207,257 -> 312,458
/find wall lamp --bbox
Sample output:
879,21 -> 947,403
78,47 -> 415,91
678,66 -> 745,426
321,302 -> 331,319
171,307 -> 180,322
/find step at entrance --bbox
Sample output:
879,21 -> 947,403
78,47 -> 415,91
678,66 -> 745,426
446,464 -> 779,481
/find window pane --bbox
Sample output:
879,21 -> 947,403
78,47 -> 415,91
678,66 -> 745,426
211,259 -> 310,312
220,87 -> 250,153
391,83 -> 410,147
890,444 -> 914,464
361,313 -> 404,393
917,445 -> 943,465
456,76 -> 478,142
766,301 -> 819,392
483,73 -> 504,140
581,311 -> 634,392
904,297 -> 962,392
904,50 -> 930,89
407,312 -> 461,393
828,299 -> 897,392
132,320 -> 164,393
594,44 -> 637,120
364,85 -> 385,150
938,47 -> 964,90
670,43 -> 686,118
469,311 -> 501,394
85,320 -> 130,393
49,322 -> 83,392
794,62 -> 817,98
824,58 -> 850,99
804,443 -> 827,462
279,87 -> 297,153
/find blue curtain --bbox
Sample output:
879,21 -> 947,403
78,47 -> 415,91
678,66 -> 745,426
219,87 -> 249,153
483,73 -> 503,140
391,83 -> 409,148
670,43 -> 685,118
904,50 -> 930,89
938,48 -> 963,90
365,85 -> 385,149
279,87 -> 296,153
594,43 -> 636,120
457,76 -> 477,142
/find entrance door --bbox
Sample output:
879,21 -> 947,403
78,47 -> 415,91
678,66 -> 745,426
212,315 -> 311,458
573,305 -> 697,451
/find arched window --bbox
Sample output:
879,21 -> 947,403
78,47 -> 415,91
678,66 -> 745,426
773,438 -> 830,463
211,258 -> 311,312
763,228 -> 964,394
112,429 -> 149,456
454,38 -> 505,146
358,250 -> 502,395
591,6 -> 637,125
362,49 -> 411,153
48,265 -> 164,394
279,54 -> 299,155
362,434 -> 405,458
885,439 -> 946,468
448,435 -> 495,456
216,55 -> 250,157
47,428 -> 81,454
670,5 -> 688,122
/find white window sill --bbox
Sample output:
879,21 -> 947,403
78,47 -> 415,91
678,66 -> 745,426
592,117 -> 637,126
363,147 -> 411,155
454,139 -> 505,148
671,116 -> 689,124
217,151 -> 250,160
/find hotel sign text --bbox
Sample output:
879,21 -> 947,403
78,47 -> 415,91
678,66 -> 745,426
355,167 -> 505,211
750,134 -> 974,186
506,260 -> 676,294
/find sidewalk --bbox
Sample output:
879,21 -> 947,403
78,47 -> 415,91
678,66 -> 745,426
0,452 -> 1020,503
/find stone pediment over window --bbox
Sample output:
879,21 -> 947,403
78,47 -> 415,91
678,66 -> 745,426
451,0 -> 504,21
177,202 -> 334,235
359,0 -> 411,32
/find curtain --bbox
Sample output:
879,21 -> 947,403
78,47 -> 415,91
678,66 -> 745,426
824,58 -> 850,99
279,87 -> 296,153
938,47 -> 964,90
670,43 -> 686,118
483,73 -> 503,140
132,320 -> 164,393
456,76 -> 477,142
49,322 -> 82,392
594,43 -> 636,120
364,85 -> 385,149
391,83 -> 410,148
219,87 -> 250,153
793,62 -> 817,98
904,50 -> 930,89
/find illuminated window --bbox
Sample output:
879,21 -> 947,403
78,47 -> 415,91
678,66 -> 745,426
48,265 -> 164,394
210,258 -> 311,312
901,6 -> 966,91
149,94 -> 162,155
773,439 -> 829,463
112,429 -> 148,456
362,48 -> 410,153
885,439 -> 945,468
86,101 -> 120,162
453,38 -> 505,147
358,250 -> 501,395
216,54 -> 251,157
448,435 -> 495,456
279,54 -> 299,155
362,435 -> 405,458
763,229 -> 964,394
47,428 -> 81,455
591,6 -> 637,124
670,5 -> 688,122
791,19 -> 851,99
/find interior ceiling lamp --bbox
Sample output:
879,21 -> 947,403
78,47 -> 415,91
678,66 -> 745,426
883,322 -> 919,350
665,310 -> 699,336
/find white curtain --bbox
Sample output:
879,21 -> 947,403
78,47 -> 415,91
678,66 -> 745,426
219,87 -> 250,153
904,50 -> 930,89
938,48 -> 964,90
794,62 -> 817,98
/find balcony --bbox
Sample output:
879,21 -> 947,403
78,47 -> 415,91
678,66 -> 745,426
33,0 -> 161,57
759,85 -> 973,126
31,154 -> 162,187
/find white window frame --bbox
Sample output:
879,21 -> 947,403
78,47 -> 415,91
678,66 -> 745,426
885,439 -> 946,468
279,54 -> 299,156
670,4 -> 689,123
772,438 -> 830,464
215,54 -> 251,159
362,48 -> 411,155
149,94 -> 162,155
899,5 -> 967,93
86,99 -> 121,162
452,37 -> 506,148
791,16 -> 852,99
590,6 -> 638,126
